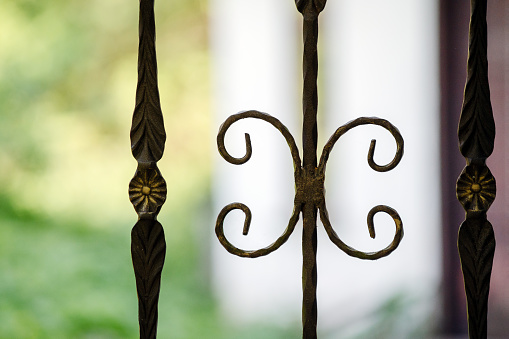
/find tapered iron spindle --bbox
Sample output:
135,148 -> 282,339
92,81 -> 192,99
456,0 -> 496,338
215,1 -> 404,337
129,0 -> 167,338
300,3 -> 322,337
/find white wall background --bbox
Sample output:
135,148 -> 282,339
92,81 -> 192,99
210,0 -> 441,335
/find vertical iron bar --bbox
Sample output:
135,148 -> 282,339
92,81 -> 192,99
298,2 -> 324,338
301,15 -> 319,339
456,0 -> 496,338
301,10 -> 319,169
129,0 -> 167,338
302,203 -> 318,339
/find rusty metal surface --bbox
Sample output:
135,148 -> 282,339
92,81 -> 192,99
129,0 -> 167,338
456,1 -> 496,338
215,1 -> 404,337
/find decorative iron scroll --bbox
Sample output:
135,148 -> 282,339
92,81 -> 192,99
129,0 -> 167,338
215,1 -> 404,338
456,0 -> 496,338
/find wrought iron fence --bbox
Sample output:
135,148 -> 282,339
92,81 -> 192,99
128,0 -> 496,338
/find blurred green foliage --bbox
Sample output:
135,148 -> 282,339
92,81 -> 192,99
0,0 -> 301,337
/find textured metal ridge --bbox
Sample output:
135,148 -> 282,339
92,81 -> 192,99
215,1 -> 404,337
456,1 -> 496,338
458,0 -> 494,161
129,1 -> 167,338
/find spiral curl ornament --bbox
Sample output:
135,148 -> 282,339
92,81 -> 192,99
215,202 -> 301,258
320,203 -> 403,260
318,117 -> 404,174
217,110 -> 302,172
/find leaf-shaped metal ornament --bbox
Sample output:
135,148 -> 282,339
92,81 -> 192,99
131,0 -> 166,164
458,0 -> 495,160
132,219 -> 166,339
458,218 -> 495,339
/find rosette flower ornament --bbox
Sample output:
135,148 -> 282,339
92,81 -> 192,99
129,167 -> 167,218
456,164 -> 496,213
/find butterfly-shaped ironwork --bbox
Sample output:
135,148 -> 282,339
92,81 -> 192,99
215,111 -> 404,260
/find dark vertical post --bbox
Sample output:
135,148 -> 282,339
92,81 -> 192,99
456,0 -> 496,338
300,4 -> 320,168
300,10 -> 319,339
296,1 -> 325,338
129,0 -> 167,338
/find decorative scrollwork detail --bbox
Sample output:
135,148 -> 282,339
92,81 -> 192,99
217,110 -> 302,172
216,111 -> 303,258
216,114 -> 404,261
216,2 -> 405,336
319,202 -> 403,260
312,117 -> 404,260
215,202 -> 301,258
318,117 -> 404,174
130,0 -> 166,164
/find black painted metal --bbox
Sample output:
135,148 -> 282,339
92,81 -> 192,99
215,1 -> 404,337
456,1 -> 496,338
129,0 -> 167,338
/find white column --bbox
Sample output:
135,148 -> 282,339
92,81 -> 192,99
319,0 -> 441,333
210,0 -> 301,324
